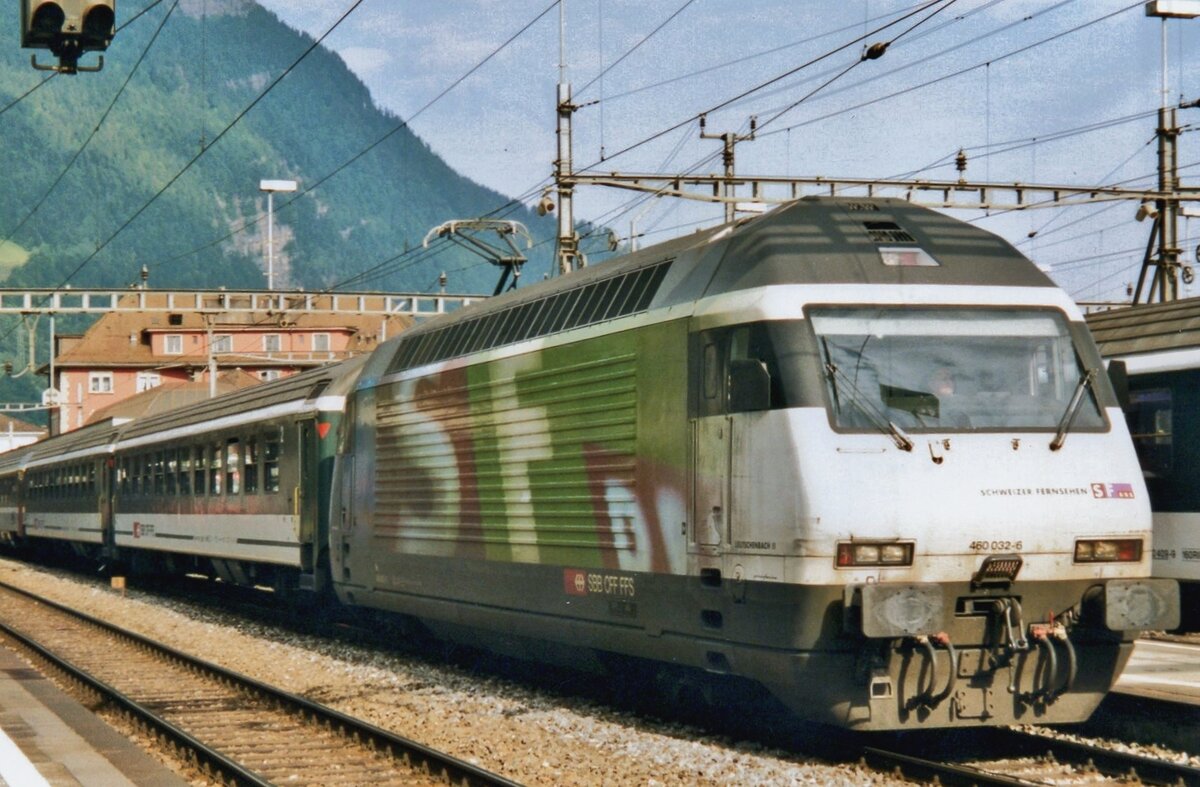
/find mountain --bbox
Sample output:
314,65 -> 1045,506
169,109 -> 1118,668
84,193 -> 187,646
0,0 -> 586,296
0,0 -> 620,412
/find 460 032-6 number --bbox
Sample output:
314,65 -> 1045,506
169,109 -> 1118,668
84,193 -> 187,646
969,540 -> 1023,552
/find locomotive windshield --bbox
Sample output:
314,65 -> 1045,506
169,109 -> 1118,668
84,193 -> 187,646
810,307 -> 1105,432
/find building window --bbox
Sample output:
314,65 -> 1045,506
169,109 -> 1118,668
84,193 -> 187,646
260,369 -> 282,381
164,334 -> 183,354
89,372 -> 113,394
313,333 -> 331,352
212,334 -> 233,353
263,334 -> 281,353
136,372 -> 161,392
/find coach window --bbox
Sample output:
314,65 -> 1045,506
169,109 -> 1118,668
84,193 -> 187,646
264,428 -> 282,493
226,439 -> 241,495
179,448 -> 192,495
164,451 -> 176,495
193,445 -> 206,495
244,438 -> 259,494
152,452 -> 164,495
1127,388 -> 1173,477
209,443 -> 223,496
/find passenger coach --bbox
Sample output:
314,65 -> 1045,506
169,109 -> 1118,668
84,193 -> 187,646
1089,298 -> 1200,630
0,358 -> 365,592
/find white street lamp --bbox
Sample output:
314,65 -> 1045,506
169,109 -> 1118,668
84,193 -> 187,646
259,179 -> 298,290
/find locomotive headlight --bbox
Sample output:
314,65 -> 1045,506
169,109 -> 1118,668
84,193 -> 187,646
1074,538 -> 1142,563
836,541 -> 914,567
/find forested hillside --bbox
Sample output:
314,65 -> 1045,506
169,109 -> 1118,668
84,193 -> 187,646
0,0 -> 583,293
0,0 -> 615,410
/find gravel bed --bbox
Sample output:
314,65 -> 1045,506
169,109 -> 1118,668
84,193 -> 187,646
0,557 -> 908,786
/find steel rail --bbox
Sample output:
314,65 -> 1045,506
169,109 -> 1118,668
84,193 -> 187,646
860,746 -> 1029,787
0,580 -> 522,787
992,727 -> 1200,786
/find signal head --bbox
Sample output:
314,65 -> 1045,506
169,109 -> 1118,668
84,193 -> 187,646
21,1 -> 116,58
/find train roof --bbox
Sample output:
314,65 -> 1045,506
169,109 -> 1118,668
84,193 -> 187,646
0,357 -> 368,472
116,355 -> 367,445
1086,298 -> 1200,359
414,197 -> 1052,332
16,417 -> 132,470
363,197 -> 1056,380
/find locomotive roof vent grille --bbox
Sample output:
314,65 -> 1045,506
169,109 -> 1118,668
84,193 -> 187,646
863,221 -> 917,245
389,259 -> 673,373
844,202 -> 881,212
305,380 -> 331,401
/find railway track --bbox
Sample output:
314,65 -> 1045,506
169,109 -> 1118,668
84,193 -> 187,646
861,726 -> 1200,786
3,563 -> 1197,786
0,580 -> 520,787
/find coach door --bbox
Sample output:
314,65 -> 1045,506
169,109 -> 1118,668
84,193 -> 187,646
330,394 -> 357,587
297,419 -> 319,543
100,456 -> 115,553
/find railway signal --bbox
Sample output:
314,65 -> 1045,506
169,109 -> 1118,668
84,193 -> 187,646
20,0 -> 115,74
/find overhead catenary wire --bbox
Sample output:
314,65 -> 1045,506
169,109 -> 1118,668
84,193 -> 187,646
758,1 -> 1144,141
153,0 -> 562,278
0,0 -> 370,348
575,0 -> 947,174
574,0 -> 697,98
593,0 -> 935,107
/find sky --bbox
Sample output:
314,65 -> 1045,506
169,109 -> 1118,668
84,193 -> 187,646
251,0 -> 1197,304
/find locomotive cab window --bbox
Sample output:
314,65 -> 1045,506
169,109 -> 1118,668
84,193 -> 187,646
694,322 -> 816,417
810,307 -> 1106,433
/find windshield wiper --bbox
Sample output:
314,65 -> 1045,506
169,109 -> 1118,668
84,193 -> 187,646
1050,368 -> 1097,451
825,361 -> 914,452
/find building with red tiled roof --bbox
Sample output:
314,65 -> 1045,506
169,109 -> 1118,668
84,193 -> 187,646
48,297 -> 412,434
83,369 -> 265,427
0,413 -> 46,453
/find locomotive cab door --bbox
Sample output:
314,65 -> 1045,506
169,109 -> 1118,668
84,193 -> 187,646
692,334 -> 730,553
691,325 -> 781,559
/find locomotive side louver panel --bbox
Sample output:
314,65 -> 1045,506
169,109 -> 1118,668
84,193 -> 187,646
388,260 -> 671,374
374,348 -> 638,560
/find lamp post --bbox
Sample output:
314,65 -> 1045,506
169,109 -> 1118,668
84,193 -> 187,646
259,179 -> 297,290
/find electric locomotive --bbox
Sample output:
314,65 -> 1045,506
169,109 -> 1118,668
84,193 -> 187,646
0,197 -> 1179,731
1089,298 -> 1200,630
332,197 -> 1179,730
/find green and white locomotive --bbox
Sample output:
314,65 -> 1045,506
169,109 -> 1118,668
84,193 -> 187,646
332,197 -> 1178,730
0,197 -> 1179,730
